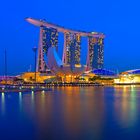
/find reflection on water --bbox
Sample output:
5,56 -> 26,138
19,92 -> 22,111
1,86 -> 140,140
1,92 -> 5,115
112,86 -> 137,130
31,91 -> 35,113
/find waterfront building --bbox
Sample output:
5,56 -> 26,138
21,72 -> 56,83
26,17 -> 105,79
87,37 -> 104,69
0,76 -> 19,85
92,69 -> 116,77
63,32 -> 81,65
114,69 -> 140,84
37,26 -> 58,72
80,69 -> 116,84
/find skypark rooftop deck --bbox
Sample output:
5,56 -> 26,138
26,17 -> 105,38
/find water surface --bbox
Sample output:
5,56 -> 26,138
0,86 -> 140,140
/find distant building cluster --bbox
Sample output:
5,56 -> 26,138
3,18 -> 140,85
1,18 -> 140,85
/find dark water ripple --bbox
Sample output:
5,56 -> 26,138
0,86 -> 140,140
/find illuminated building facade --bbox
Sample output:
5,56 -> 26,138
63,32 -> 81,66
87,37 -> 104,70
26,18 -> 105,76
21,72 -> 56,83
114,69 -> 140,84
37,26 -> 58,72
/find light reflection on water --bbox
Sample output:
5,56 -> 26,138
1,92 -> 5,115
113,86 -> 138,130
19,92 -> 22,112
1,86 -> 140,140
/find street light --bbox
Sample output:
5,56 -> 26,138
32,47 -> 37,84
4,49 -> 7,88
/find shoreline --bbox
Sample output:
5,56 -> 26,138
0,83 -> 140,93
0,83 -> 104,93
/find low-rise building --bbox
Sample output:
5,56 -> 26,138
21,72 -> 56,83
114,69 -> 140,84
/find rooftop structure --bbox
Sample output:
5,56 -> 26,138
26,18 -> 104,37
120,69 -> 140,75
92,69 -> 117,76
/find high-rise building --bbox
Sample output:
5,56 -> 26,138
87,37 -> 104,69
37,26 -> 58,72
26,17 -> 105,75
63,32 -> 81,66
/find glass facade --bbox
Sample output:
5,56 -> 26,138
88,37 -> 104,69
37,26 -> 58,72
65,32 -> 81,66
43,26 -> 58,54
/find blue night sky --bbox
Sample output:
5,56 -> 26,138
0,0 -> 140,75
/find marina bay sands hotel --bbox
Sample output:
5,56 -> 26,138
26,18 -> 105,76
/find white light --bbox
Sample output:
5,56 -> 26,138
42,90 -> 45,93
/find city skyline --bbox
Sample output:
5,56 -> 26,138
0,0 -> 140,75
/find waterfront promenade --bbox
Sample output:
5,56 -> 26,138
0,83 -> 104,93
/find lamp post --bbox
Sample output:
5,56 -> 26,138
32,47 -> 37,84
4,49 -> 7,88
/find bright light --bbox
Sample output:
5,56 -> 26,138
42,90 -> 45,93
